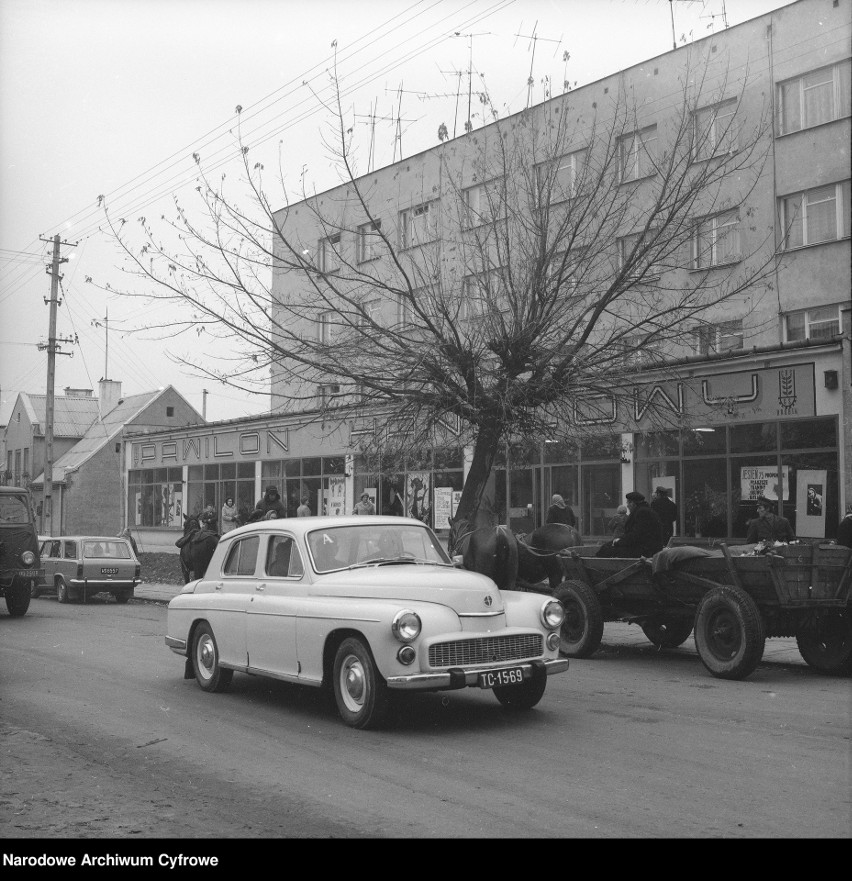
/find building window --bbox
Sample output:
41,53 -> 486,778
400,201 -> 437,248
318,383 -> 341,406
536,149 -> 586,204
693,99 -> 737,161
619,125 -> 657,182
778,59 -> 851,135
691,210 -> 741,268
318,310 -> 338,345
463,180 -> 503,228
693,319 -> 744,355
356,220 -> 382,263
784,305 -> 842,342
780,181 -> 851,249
166,406 -> 174,417
461,269 -> 508,320
618,230 -> 661,279
358,299 -> 381,328
320,233 -> 342,274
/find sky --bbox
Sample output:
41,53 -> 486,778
0,0 -> 795,425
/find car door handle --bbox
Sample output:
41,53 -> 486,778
256,583 -> 265,592
215,582 -> 223,591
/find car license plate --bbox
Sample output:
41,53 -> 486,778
16,569 -> 44,579
101,567 -> 119,575
478,667 -> 525,689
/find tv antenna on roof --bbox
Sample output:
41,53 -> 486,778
514,21 -> 563,108
354,88 -> 418,169
451,31 -> 492,133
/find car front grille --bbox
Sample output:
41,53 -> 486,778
429,634 -> 543,668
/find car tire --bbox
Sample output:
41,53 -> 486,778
332,637 -> 390,729
553,580 -> 604,658
641,615 -> 694,648
191,622 -> 233,693
5,581 -> 31,617
694,585 -> 765,680
56,578 -> 69,604
796,613 -> 852,676
30,581 -> 41,599
493,670 -> 547,710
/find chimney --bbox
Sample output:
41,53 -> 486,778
98,379 -> 122,419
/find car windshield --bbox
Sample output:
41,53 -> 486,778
307,523 -> 451,574
0,495 -> 30,524
82,541 -> 132,559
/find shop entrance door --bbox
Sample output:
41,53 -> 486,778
581,464 -> 621,538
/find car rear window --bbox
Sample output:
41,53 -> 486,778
223,535 -> 259,576
83,541 -> 132,559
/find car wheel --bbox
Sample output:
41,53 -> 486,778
5,581 -> 31,617
191,622 -> 233,693
553,580 -> 604,658
694,585 -> 765,680
641,616 -> 694,648
796,613 -> 852,676
30,581 -> 41,599
56,578 -> 69,604
113,592 -> 131,604
493,670 -> 547,710
332,637 -> 390,729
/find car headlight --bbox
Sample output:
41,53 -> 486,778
392,609 -> 421,643
541,599 -> 565,630
21,550 -> 35,567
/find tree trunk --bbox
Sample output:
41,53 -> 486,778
453,422 -> 502,527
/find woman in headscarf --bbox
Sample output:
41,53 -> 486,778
546,494 -> 576,527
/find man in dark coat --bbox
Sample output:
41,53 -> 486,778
546,494 -> 576,527
745,497 -> 795,543
189,512 -> 220,578
596,491 -> 664,558
252,485 -> 287,521
836,505 -> 852,548
650,487 -> 677,546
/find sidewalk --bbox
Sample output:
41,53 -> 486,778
132,581 -> 805,665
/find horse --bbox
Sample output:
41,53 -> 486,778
176,514 -> 200,584
515,523 -> 582,590
448,509 -> 519,592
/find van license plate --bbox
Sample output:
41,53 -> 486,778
478,667 -> 525,689
101,567 -> 119,575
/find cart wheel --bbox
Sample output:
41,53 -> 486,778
796,613 -> 852,676
553,580 -> 604,658
694,585 -> 765,680
641,616 -> 693,648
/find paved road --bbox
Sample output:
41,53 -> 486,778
2,594 -> 849,841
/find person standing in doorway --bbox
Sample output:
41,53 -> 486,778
297,496 -> 312,517
221,497 -> 238,533
546,494 -> 576,527
650,487 -> 677,546
353,492 -> 376,515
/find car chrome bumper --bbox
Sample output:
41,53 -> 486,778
165,635 -> 188,654
385,657 -> 568,690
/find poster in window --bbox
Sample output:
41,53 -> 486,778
406,471 -> 432,525
796,469 -> 826,538
325,475 -> 346,516
740,466 -> 790,501
433,487 -> 455,530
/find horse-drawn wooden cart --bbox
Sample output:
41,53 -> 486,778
549,541 -> 852,680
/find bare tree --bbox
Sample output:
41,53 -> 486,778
100,51 -> 778,527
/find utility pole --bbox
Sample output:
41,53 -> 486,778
37,234 -> 76,535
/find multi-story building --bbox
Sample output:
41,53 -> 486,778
126,0 -> 850,544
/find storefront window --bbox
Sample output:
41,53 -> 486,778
581,434 -> 622,460
682,427 -> 726,455
302,457 -> 322,476
780,418 -> 837,450
730,422 -> 777,454
684,459 -> 728,538
635,430 -> 679,459
784,452 -> 839,538
731,454 -> 778,537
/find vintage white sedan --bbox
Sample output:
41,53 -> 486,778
166,515 -> 568,728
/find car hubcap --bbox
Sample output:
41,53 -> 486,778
341,656 -> 366,710
198,635 -> 215,678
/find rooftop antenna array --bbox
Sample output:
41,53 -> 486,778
354,88 -> 418,169
698,0 -> 730,33
451,31 -> 493,133
513,21 -> 563,109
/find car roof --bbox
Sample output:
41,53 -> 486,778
227,515 -> 432,538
